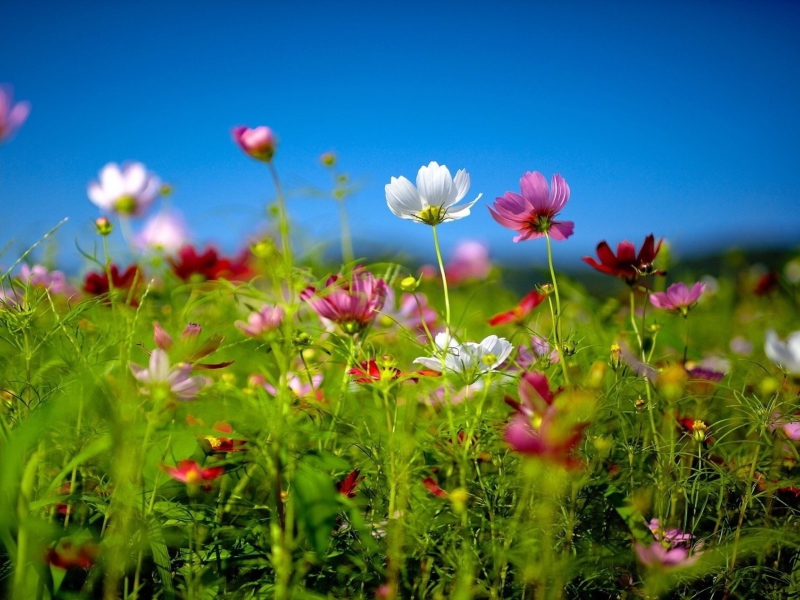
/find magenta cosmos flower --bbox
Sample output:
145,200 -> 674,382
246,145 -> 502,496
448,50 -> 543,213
635,542 -> 699,568
0,85 -> 30,143
301,269 -> 388,334
649,282 -> 706,315
232,126 -> 276,162
236,304 -> 285,337
489,172 -> 574,242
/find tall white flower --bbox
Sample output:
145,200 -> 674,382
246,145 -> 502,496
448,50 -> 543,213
385,161 -> 482,225
765,330 -> 800,375
414,332 -> 512,378
87,162 -> 161,216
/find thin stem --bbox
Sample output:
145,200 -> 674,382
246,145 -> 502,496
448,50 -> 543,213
431,226 -> 451,331
337,199 -> 354,265
545,234 -> 570,384
683,315 -> 690,364
267,161 -> 294,302
629,288 -> 643,358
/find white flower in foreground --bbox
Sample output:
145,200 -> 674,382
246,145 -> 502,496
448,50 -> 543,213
88,162 -> 161,216
136,209 -> 189,252
129,349 -> 210,400
414,332 -> 512,377
765,330 -> 800,376
385,161 -> 482,225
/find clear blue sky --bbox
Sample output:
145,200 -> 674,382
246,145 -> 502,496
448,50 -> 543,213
2,0 -> 799,269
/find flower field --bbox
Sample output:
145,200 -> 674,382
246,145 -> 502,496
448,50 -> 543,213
3,86 -> 800,599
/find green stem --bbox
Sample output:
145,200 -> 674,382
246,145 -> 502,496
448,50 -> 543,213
629,288 -> 644,358
267,161 -> 294,302
431,226 -> 451,331
337,199 -> 354,265
545,234 -> 570,384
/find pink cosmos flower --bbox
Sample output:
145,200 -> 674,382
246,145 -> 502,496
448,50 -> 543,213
648,519 -> 693,548
20,265 -> 76,296
377,288 -> 437,336
0,85 -> 30,143
236,305 -> 285,337
770,414 -> 800,441
87,162 -> 162,216
635,542 -> 699,568
162,459 -> 224,489
516,335 -> 560,369
129,349 -> 210,400
489,172 -> 574,242
649,282 -> 706,315
262,372 -> 324,399
301,269 -> 388,334
136,209 -> 188,253
232,126 -> 276,162
446,240 -> 491,284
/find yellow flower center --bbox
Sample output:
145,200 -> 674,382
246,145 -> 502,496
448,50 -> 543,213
417,205 -> 446,225
115,195 -> 138,214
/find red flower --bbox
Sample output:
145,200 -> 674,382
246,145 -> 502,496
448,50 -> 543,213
336,469 -> 365,498
422,477 -> 448,498
162,459 -> 225,489
83,264 -> 141,302
45,541 -> 99,570
754,271 -> 779,296
488,289 -> 547,326
348,358 -> 436,384
583,234 -> 664,285
169,245 -> 254,282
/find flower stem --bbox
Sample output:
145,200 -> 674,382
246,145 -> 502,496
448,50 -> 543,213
431,226 -> 451,332
629,288 -> 643,358
337,199 -> 354,265
683,315 -> 690,364
267,162 -> 294,302
545,234 -> 570,385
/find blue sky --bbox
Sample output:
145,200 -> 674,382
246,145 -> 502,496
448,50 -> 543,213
1,0 -> 799,269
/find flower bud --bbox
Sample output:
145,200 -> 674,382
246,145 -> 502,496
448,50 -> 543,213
610,344 -> 622,370
320,152 -> 336,167
634,396 -> 646,410
691,420 -> 709,443
95,216 -> 113,236
400,276 -> 418,292
449,488 -> 469,515
232,126 -> 277,162
539,283 -> 554,296
587,361 -> 607,389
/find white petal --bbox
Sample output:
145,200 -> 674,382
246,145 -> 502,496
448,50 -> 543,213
450,169 -> 471,205
99,163 -> 125,199
442,195 -> 481,222
385,176 -> 422,219
413,356 -> 445,372
87,182 -> 112,208
416,161 -> 452,208
123,163 -> 148,195
149,349 -> 171,382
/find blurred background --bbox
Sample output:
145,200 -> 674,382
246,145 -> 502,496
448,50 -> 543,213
1,0 -> 799,271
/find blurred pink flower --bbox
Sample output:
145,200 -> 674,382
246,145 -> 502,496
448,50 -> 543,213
0,85 -> 30,143
232,126 -> 276,162
729,336 -> 753,356
489,172 -> 574,242
770,413 -> 800,440
647,519 -> 693,548
162,459 -> 224,488
516,335 -> 559,369
378,288 -> 437,335
635,542 -> 699,568
236,305 -> 285,337
129,349 -> 210,401
136,209 -> 188,253
301,269 -> 387,334
649,282 -> 706,315
446,240 -> 491,284
87,162 -> 162,216
263,372 -> 323,399
20,264 -> 76,296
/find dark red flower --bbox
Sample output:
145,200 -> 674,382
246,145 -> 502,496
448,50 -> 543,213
488,289 -> 547,326
583,234 -> 664,285
422,477 -> 448,498
169,245 -> 254,282
754,271 -> 780,296
83,264 -> 141,304
45,541 -> 99,570
336,469 -> 365,498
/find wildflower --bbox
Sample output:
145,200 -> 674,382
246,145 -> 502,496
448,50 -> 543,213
583,234 -> 664,285
45,541 -> 98,570
262,372 -> 324,400
676,417 -> 711,443
422,477 -> 449,498
152,322 -> 231,369
730,336 -> 753,356
20,264 -> 76,296
634,542 -> 699,568
129,349 -> 210,401
0,85 -> 30,143
136,209 -> 189,253
336,469 -> 365,498
236,305 -> 285,337
516,335 -> 560,369
754,270 -> 780,296
765,330 -> 800,376
87,162 -> 161,216
385,161 -> 481,225
770,414 -> 800,441
95,216 -> 113,236
445,240 -> 491,284
232,125 -> 277,162
301,269 -> 388,334
488,172 -> 574,242
413,332 -> 513,378
169,245 -> 254,282
83,264 -> 141,302
377,288 -> 437,336
162,459 -> 224,489
488,289 -> 547,326
504,408 -> 586,468
684,358 -> 727,382
649,282 -> 706,315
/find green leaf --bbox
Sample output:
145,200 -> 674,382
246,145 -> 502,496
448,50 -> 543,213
148,517 -> 176,600
292,461 -> 340,555
604,483 -> 653,545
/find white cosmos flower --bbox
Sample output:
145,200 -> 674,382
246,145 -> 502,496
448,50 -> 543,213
765,330 -> 800,376
87,162 -> 161,216
414,332 -> 512,377
385,161 -> 482,225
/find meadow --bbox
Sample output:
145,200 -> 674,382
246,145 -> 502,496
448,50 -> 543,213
2,88 -> 800,599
